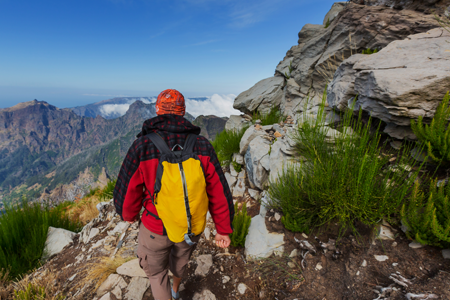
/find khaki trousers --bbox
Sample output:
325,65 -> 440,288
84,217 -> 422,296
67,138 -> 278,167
136,222 -> 200,300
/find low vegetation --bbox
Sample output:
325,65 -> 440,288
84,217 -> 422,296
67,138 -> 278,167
252,106 -> 285,126
230,202 -> 251,247
401,179 -> 450,248
212,127 -> 248,166
0,199 -> 82,280
361,48 -> 378,54
411,92 -> 450,166
268,94 -> 422,236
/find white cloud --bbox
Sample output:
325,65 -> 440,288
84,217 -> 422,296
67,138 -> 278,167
99,104 -> 131,117
83,94 -> 130,97
185,94 -> 241,118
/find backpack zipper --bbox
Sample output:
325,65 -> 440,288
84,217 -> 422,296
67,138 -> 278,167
178,162 -> 192,235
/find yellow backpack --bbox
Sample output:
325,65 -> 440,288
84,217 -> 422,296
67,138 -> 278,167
146,133 -> 209,245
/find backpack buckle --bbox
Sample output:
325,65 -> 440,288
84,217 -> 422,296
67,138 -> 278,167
184,233 -> 196,246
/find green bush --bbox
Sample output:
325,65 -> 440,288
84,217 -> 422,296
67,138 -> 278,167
411,92 -> 450,165
401,179 -> 450,248
0,199 -> 82,280
362,48 -> 378,55
99,179 -> 117,201
212,127 -> 248,166
252,106 -> 284,126
324,18 -> 331,29
230,202 -> 251,247
268,94 -> 421,236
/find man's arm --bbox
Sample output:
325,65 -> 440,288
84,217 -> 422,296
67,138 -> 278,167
113,140 -> 144,222
200,139 -> 235,237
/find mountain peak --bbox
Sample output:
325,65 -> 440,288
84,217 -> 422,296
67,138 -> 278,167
1,100 -> 54,113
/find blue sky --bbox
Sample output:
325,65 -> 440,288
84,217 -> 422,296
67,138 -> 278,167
0,0 -> 337,110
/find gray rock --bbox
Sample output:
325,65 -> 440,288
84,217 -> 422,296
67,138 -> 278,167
222,276 -> 231,283
99,293 -> 112,300
43,226 -> 76,260
442,249 -> 450,259
390,141 -> 402,150
245,213 -> 284,259
195,254 -> 213,276
238,283 -> 247,295
289,249 -> 299,258
193,289 -> 217,300
229,164 -> 239,177
111,285 -> 122,300
225,115 -> 251,132
232,153 -> 244,165
361,260 -> 367,267
232,171 -> 247,198
329,28 -> 450,139
233,76 -> 285,115
268,138 -> 301,183
204,227 -> 211,240
376,225 -> 395,240
97,274 -> 127,298
224,172 -> 237,190
116,259 -> 147,277
409,241 -> 425,249
323,2 -> 347,25
107,222 -> 129,236
248,188 -> 260,200
374,255 -> 389,262
239,125 -> 266,155
245,137 -> 271,190
124,277 -> 150,300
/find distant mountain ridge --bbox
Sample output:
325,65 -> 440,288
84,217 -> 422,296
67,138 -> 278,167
0,99 -> 158,204
71,96 -> 208,119
0,97 -> 226,205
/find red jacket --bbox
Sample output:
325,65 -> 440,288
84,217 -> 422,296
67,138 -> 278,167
113,114 -> 234,236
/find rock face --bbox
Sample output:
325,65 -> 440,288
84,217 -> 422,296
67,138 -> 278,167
233,76 -> 285,115
328,28 -> 450,139
43,226 -> 76,259
245,200 -> 285,259
235,2 -> 439,118
192,115 -> 228,140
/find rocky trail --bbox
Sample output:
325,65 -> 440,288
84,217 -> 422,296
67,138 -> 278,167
37,190 -> 449,300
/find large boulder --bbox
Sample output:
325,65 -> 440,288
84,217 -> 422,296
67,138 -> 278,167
239,125 -> 266,155
266,2 -> 439,117
43,226 -> 76,260
233,76 -> 285,115
328,27 -> 450,139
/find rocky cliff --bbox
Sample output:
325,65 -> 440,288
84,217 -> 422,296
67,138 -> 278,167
232,0 -> 450,140
192,115 -> 228,140
0,100 -> 157,204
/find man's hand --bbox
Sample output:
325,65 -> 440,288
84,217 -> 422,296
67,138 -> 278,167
214,233 -> 231,248
127,215 -> 140,224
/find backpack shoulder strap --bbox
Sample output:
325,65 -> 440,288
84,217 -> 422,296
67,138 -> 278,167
183,134 -> 198,154
147,132 -> 172,155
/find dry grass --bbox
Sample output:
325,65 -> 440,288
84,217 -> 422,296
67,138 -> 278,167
77,254 -> 131,292
64,195 -> 103,225
1,268 -> 64,300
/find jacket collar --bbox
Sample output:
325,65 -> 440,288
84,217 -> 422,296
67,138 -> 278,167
137,114 -> 201,138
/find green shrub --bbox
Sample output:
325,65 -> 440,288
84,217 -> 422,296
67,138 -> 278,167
411,92 -> 450,165
212,127 -> 247,166
252,106 -> 284,126
401,179 -> 450,248
324,18 -> 331,28
231,160 -> 242,173
99,179 -> 117,201
284,60 -> 294,79
0,198 -> 82,280
230,202 -> 251,247
362,48 -> 378,54
268,93 -> 421,236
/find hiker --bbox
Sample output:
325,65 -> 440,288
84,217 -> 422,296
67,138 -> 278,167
113,89 -> 234,300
